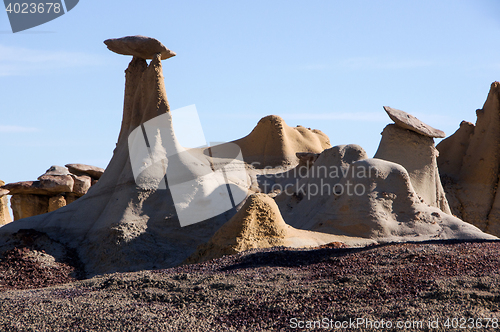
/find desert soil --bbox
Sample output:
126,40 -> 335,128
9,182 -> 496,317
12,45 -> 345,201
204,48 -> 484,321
1,240 -> 500,331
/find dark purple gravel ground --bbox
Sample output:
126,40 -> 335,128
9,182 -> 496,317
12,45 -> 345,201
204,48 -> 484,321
1,240 -> 500,331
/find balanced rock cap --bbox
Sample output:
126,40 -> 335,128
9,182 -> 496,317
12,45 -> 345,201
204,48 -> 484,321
104,35 -> 176,60
383,106 -> 446,138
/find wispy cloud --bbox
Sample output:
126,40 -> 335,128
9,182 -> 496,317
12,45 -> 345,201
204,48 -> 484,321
215,111 -> 388,122
280,112 -> 387,122
299,57 -> 435,71
0,44 -> 105,76
0,125 -> 38,133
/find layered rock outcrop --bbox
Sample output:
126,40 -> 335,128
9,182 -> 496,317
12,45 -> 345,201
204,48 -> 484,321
1,165 -> 102,220
437,82 -> 500,235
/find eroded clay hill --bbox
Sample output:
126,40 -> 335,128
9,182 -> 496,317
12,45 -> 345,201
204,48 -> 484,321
232,115 -> 331,168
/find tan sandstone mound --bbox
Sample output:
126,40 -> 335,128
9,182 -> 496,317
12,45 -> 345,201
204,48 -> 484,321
302,158 -> 495,242
232,116 -> 331,168
374,108 -> 451,214
437,82 -> 500,235
104,35 -> 176,60
185,193 -> 375,264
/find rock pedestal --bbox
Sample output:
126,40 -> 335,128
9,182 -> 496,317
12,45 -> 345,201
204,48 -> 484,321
374,107 -> 451,214
0,180 -> 12,225
374,124 -> 451,214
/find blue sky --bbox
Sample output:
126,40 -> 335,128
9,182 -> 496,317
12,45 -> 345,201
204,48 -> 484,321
1,0 -> 500,186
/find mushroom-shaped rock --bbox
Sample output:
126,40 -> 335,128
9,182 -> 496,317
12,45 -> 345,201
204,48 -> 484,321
104,35 -> 176,60
374,124 -> 451,214
0,42 -> 241,276
384,106 -> 446,138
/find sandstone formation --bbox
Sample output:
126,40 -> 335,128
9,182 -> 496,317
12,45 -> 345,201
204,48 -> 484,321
374,108 -> 451,214
48,195 -> 66,213
293,158 -> 494,242
10,194 -> 48,221
274,144 -> 368,226
232,116 -> 331,168
104,35 -> 176,60
1,165 -> 101,221
436,121 -> 475,181
0,39 -> 253,276
185,193 -> 375,264
0,180 -> 12,225
0,36 -> 494,278
436,82 -> 500,235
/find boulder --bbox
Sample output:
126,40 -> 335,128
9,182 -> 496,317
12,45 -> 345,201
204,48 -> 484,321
383,106 -> 446,138
104,35 -> 176,60
231,115 -> 331,168
296,152 -> 321,165
37,165 -> 70,178
38,175 -> 74,194
2,181 -> 51,195
65,193 -> 79,205
374,124 -> 451,214
65,164 -> 105,179
70,175 -> 92,196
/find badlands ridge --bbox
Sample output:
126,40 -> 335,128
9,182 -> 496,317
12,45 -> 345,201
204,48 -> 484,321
0,36 -> 498,277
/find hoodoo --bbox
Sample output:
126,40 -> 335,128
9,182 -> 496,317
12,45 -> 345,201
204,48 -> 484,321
374,106 -> 451,214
